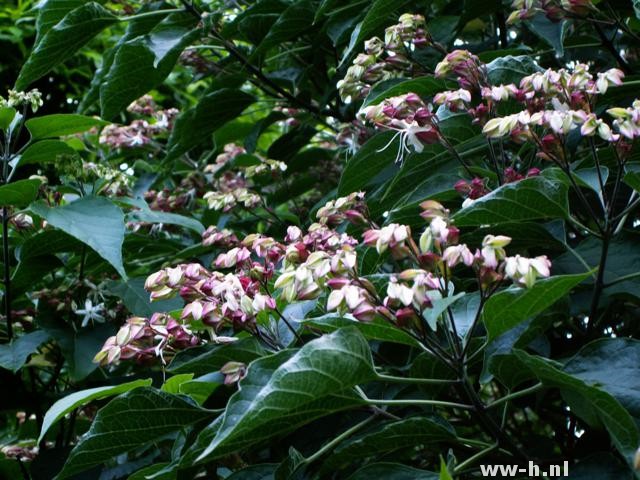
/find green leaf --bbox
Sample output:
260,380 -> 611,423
161,373 -> 194,394
340,0 -> 411,65
18,230 -> 81,261
79,2 -> 171,113
486,55 -> 542,85
11,254 -> 64,295
30,196 -> 127,279
338,131 -> 398,196
15,2 -> 119,90
166,88 -> 254,160
99,12 -> 200,119
33,0 -> 85,45
525,13 -> 567,56
0,331 -> 51,373
42,322 -> 116,382
226,464 -> 278,480
38,378 -> 152,443
453,175 -> 569,226
553,233 -> 640,298
193,328 -> 375,463
25,114 -> 109,140
346,463 -> 438,480
564,338 -> 640,421
362,77 -> 450,108
513,349 -> 639,466
0,107 -> 16,130
56,387 -> 216,479
482,273 -> 590,341
252,0 -> 314,57
168,337 -> 267,377
439,458 -> 454,480
304,315 -> 420,347
107,278 -> 183,317
126,209 -> 204,234
324,417 -> 455,471
19,140 -> 78,166
0,179 -> 41,207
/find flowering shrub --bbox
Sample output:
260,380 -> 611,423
1,1 -> 640,479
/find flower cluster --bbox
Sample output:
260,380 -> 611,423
94,313 -> 200,365
479,64 -> 626,145
203,143 -> 286,212
0,89 -> 43,112
360,93 -> 440,161
338,14 -> 431,101
99,95 -> 179,148
507,0 -> 596,24
435,50 -> 487,91
99,193 -> 552,366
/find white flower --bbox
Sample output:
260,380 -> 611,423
74,299 -> 105,327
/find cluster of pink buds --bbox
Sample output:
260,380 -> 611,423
507,0 -> 597,24
204,187 -> 261,212
326,278 -> 377,321
607,100 -> 640,140
363,223 -> 412,258
434,89 -> 472,112
206,143 -> 247,174
100,95 -> 178,148
478,64 -> 625,144
338,14 -> 431,101
203,143 -> 286,213
360,93 -> 440,162
435,50 -> 487,91
202,226 -> 239,248
316,191 -> 367,226
2,445 -> 39,461
94,313 -> 200,365
455,168 -> 540,207
415,201 -> 551,290
220,361 -> 247,385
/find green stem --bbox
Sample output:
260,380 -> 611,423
120,8 -> 183,22
304,415 -> 377,465
486,383 -> 544,409
376,373 -> 459,385
364,397 -> 473,410
454,443 -> 499,473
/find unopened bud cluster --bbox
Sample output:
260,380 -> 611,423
338,14 -> 431,101
100,95 -> 179,148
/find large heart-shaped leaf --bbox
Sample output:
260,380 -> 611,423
25,114 -> 109,140
564,338 -> 640,420
323,417 -> 455,471
513,349 -> 639,468
304,315 -> 420,347
15,2 -> 118,90
99,12 -> 200,119
192,327 -> 375,463
30,196 -> 127,278
56,387 -> 216,479
38,378 -> 152,443
482,273 -> 590,341
168,337 -> 268,376
19,140 -> 78,166
453,176 -> 569,226
0,179 -> 42,207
